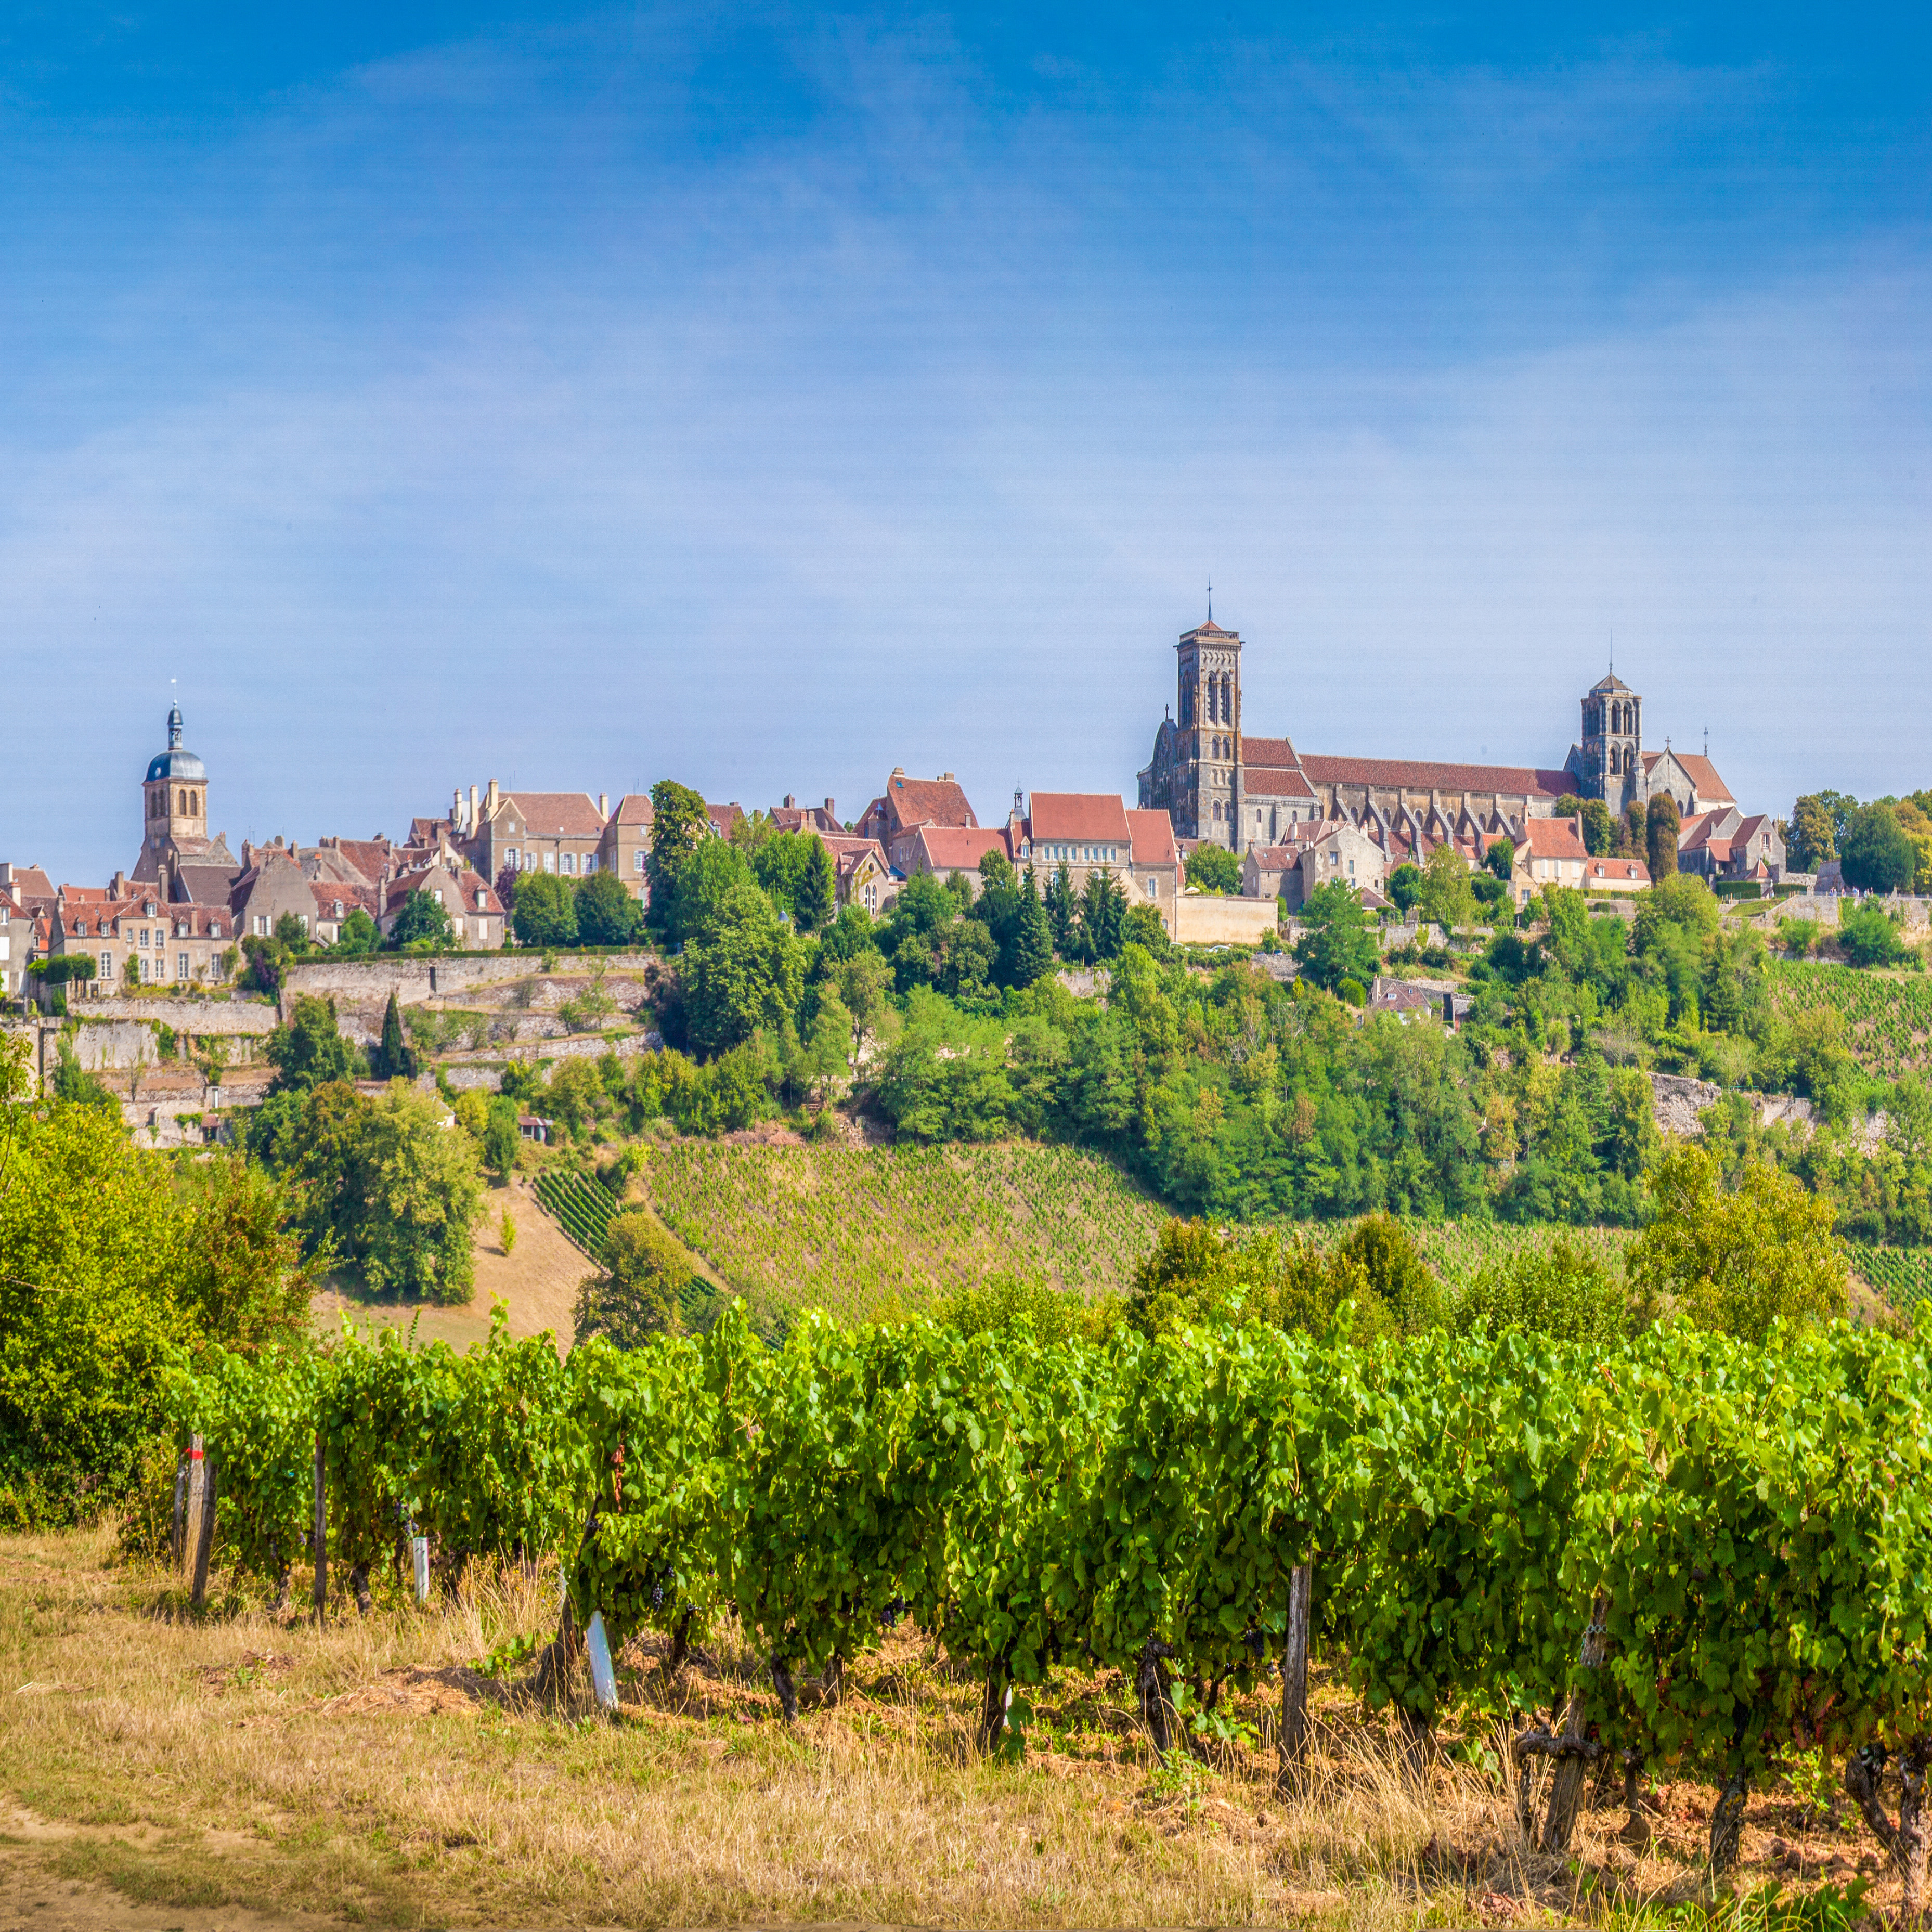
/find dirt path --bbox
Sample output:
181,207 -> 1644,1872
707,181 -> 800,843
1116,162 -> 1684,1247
308,1176 -> 589,1355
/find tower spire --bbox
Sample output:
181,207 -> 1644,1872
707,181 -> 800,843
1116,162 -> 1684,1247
1207,580 -> 1212,624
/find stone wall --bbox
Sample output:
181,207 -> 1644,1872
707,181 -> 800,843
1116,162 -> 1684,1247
280,951 -> 657,1018
1174,894 -> 1281,946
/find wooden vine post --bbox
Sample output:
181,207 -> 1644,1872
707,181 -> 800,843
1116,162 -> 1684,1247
1537,1590 -> 1609,1852
1277,1560 -> 1312,1794
189,1459 -> 219,1609
181,1434 -> 206,1580
312,1430 -> 327,1622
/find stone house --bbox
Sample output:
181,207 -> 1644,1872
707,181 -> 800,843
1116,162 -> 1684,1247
897,824 -> 1018,891
230,841 -> 323,939
1023,793 -> 1137,902
55,891 -> 236,990
1126,809 -> 1181,930
596,795 -> 655,903
770,796 -> 842,835
1677,809 -> 1787,885
464,783 -> 608,886
1244,818 -> 1389,912
381,857 -> 505,949
0,907 -> 34,997
1511,817 -> 1590,908
855,771 -> 978,851
822,836 -> 898,916
307,881 -> 382,944
1581,855 -> 1652,898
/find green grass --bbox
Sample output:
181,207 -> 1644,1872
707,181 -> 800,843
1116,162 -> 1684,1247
1768,959 -> 1932,1079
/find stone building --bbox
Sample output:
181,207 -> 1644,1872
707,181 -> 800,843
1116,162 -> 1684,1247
1242,819 -> 1390,913
380,855 -> 504,948
822,836 -> 898,916
461,783 -> 609,885
1138,616 -> 1751,866
1511,818 -> 1591,910
597,795 -> 655,902
129,703 -> 241,903
1677,809 -> 1787,884
855,771 -> 978,854
54,889 -> 236,989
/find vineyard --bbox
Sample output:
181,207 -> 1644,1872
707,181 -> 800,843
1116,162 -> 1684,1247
172,1303 -> 1932,1901
637,1142 -> 1172,1321
1767,960 -> 1932,1079
1847,1243 -> 1932,1315
534,1169 -> 619,1257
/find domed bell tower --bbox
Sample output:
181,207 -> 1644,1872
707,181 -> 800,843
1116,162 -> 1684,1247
134,702 -> 212,890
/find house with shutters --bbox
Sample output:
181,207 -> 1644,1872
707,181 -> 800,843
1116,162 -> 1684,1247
1511,817 -> 1591,909
596,795 -> 655,903
380,856 -> 505,948
53,890 -> 236,989
1242,818 -> 1390,912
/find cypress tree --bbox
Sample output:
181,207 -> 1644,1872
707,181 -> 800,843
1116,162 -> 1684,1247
375,989 -> 415,1079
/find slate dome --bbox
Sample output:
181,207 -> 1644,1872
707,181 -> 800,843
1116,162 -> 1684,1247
146,703 -> 207,783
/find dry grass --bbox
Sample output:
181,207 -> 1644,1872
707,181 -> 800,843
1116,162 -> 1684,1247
0,1528 -> 1898,1929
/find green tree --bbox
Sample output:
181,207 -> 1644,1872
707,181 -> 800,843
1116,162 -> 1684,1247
1646,792 -> 1680,879
50,1039 -> 115,1109
1623,798 -> 1647,860
386,890 -> 455,951
572,1209 -> 687,1347
1840,801 -> 1916,892
265,994 -> 364,1095
1418,843 -> 1477,929
370,989 -> 417,1080
646,780 -> 712,933
1786,793 -> 1841,873
1120,901 -> 1170,955
1576,798 -> 1615,857
1006,870 -> 1055,987
1484,836 -> 1515,881
273,911 -> 311,954
1078,867 -> 1128,962
1454,1237 -> 1628,1343
574,866 -> 640,946
1043,861 -> 1078,955
1387,863 -> 1423,914
681,881 -> 806,1057
1840,902 -> 1908,968
333,906 -> 380,955
481,1098 -> 521,1177
669,838 -> 754,948
1626,1142 -> 1846,1343
1294,880 -> 1379,992
793,835 -> 836,935
1185,843 -> 1242,894
351,1085 -> 485,1303
510,871 -> 578,948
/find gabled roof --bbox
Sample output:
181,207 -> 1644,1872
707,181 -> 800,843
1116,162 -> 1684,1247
821,835 -> 890,879
1302,754 -> 1579,799
905,825 -> 1013,874
1125,809 -> 1177,870
309,881 -> 379,919
496,791 -> 606,837
1239,735 -> 1300,770
315,838 -> 393,885
1028,792 -> 1131,842
881,773 -> 977,835
1641,750 -> 1734,804
607,794 -> 655,827
1589,671 -> 1635,694
706,802 -> 744,840
1585,857 -> 1651,885
1516,818 -> 1589,861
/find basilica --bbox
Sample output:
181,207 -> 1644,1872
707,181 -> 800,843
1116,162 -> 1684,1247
1137,614 -> 1741,861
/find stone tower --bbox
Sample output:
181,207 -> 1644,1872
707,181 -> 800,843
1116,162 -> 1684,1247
1174,616 -> 1245,849
1578,671 -> 1642,811
133,701 -> 214,894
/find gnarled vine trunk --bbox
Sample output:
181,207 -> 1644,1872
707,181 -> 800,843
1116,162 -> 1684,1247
1846,1739 -> 1932,1914
1136,1638 -> 1175,1755
978,1655 -> 1011,1752
665,1606 -> 694,1678
770,1655 -> 799,1721
1708,1771 -> 1748,1876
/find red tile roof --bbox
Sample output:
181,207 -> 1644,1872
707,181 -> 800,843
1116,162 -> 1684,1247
1125,809 -> 1177,870
821,835 -> 890,879
1239,735 -> 1300,769
1585,857 -> 1651,886
906,825 -> 1013,874
1242,767 -> 1317,798
608,794 -> 655,827
58,885 -> 110,904
706,802 -> 744,840
1516,818 -> 1590,861
1302,754 -> 1578,798
1643,751 -> 1734,803
310,882 -> 380,920
883,774 -> 977,834
499,792 -> 607,837
1028,793 -> 1131,842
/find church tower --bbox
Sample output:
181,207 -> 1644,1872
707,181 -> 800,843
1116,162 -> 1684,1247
1577,671 -> 1642,811
133,701 -> 213,892
1175,615 -> 1245,849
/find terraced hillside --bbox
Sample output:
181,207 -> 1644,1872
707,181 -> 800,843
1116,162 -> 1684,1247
1768,959 -> 1932,1079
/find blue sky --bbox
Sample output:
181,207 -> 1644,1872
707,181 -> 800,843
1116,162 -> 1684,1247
4,4 -> 1929,880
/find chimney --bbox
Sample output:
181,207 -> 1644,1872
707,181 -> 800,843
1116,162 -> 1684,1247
599,793 -> 609,819
823,797 -> 834,814
891,766 -> 905,777
486,779 -> 499,818
940,772 -> 955,782
784,794 -> 796,810
469,784 -> 479,831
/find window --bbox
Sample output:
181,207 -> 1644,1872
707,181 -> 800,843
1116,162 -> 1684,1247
634,850 -> 645,874
585,854 -> 598,873
432,890 -> 443,907
562,853 -> 576,876
211,923 -> 223,938
254,915 -> 268,936
543,852 -> 556,873
140,928 -> 150,946
476,890 -> 486,910
100,952 -> 112,978
178,953 -> 189,980
333,900 -> 344,919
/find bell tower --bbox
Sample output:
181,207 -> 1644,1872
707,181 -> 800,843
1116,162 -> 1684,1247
134,701 -> 214,890
1579,671 -> 1642,810
1175,611 -> 1244,848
